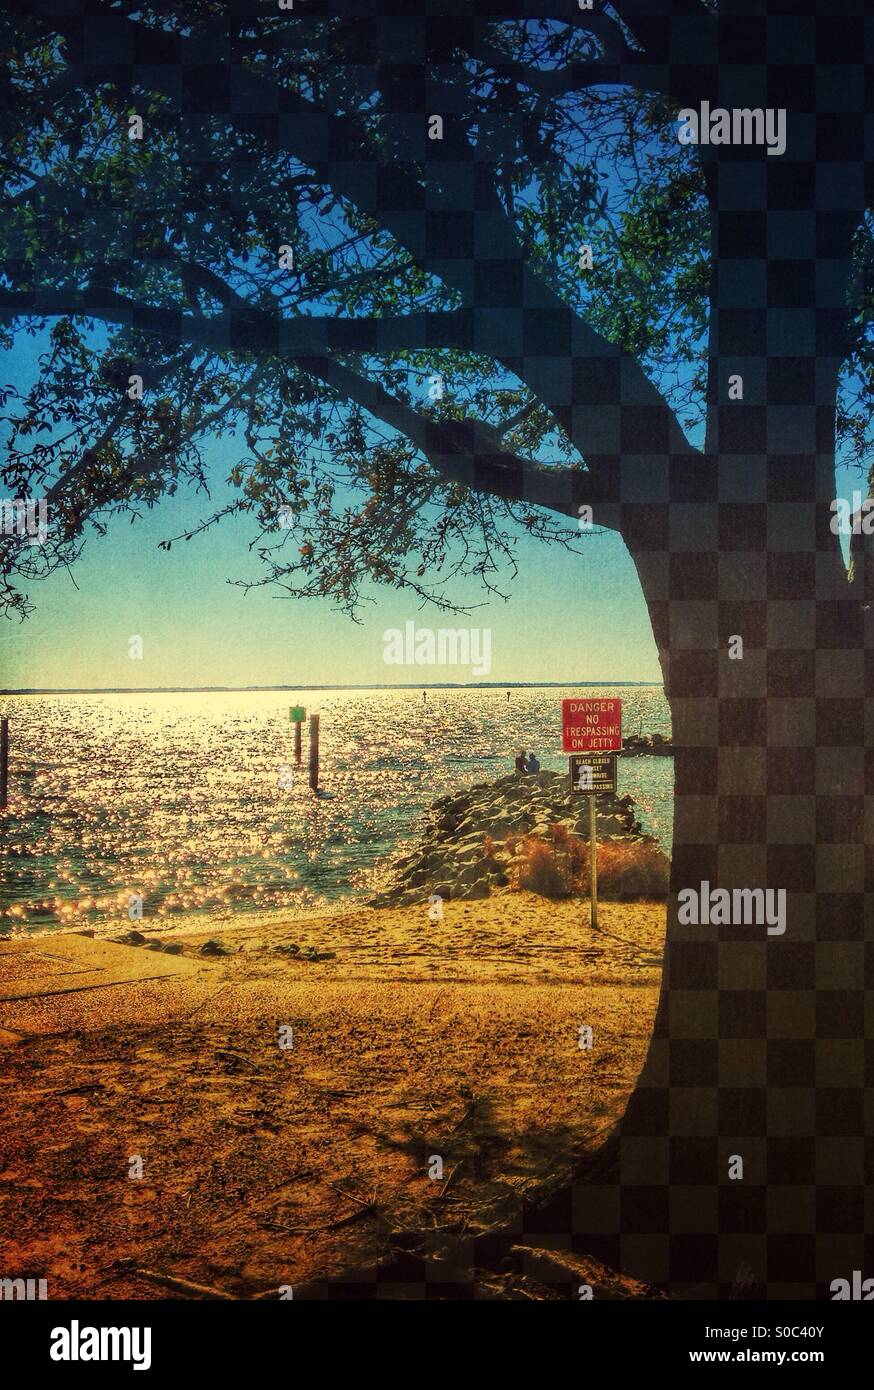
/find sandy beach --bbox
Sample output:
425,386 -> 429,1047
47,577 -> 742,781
0,892 -> 665,1299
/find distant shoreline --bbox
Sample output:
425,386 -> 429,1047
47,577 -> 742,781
1,682 -> 662,695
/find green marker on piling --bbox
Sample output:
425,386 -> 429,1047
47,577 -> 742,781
289,706 -> 305,764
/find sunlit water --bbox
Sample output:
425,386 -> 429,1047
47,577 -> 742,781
0,687 -> 673,934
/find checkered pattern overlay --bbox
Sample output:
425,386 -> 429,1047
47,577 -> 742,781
41,0 -> 874,1298
524,1 -> 871,1301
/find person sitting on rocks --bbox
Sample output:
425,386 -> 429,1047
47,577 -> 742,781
514,749 -> 528,773
527,751 -> 541,773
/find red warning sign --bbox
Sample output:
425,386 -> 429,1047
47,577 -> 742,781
562,698 -> 622,753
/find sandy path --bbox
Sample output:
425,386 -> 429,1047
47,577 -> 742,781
0,893 -> 665,1298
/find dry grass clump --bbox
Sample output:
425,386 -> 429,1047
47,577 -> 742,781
504,825 -> 669,899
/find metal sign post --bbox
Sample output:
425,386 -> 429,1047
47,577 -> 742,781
589,790 -> 598,929
570,755 -> 616,930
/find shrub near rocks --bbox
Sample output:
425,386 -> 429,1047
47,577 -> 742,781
507,828 -> 669,900
505,826 -> 586,896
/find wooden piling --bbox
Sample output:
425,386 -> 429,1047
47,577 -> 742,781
0,717 -> 8,809
309,711 -> 320,792
289,705 -> 305,765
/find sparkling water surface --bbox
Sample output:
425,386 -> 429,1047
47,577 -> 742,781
0,686 -> 673,934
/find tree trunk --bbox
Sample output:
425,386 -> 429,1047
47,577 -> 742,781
556,45 -> 872,1291
558,478 -> 871,1299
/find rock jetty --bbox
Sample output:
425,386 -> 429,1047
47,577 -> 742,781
620,733 -> 673,756
370,769 -> 654,906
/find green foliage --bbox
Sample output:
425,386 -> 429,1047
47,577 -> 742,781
0,2 -> 871,621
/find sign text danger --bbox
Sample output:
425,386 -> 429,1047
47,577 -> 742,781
562,697 -> 623,753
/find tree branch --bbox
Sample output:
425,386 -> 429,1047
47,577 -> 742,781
43,349 -> 198,507
0,275 -> 614,525
294,352 -> 618,529
611,0 -> 716,73
0,288 -> 475,356
467,26 -> 666,100
11,1 -> 696,493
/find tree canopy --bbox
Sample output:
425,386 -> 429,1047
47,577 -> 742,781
1,0 -> 872,622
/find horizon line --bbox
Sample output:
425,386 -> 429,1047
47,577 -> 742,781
1,681 -> 662,695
